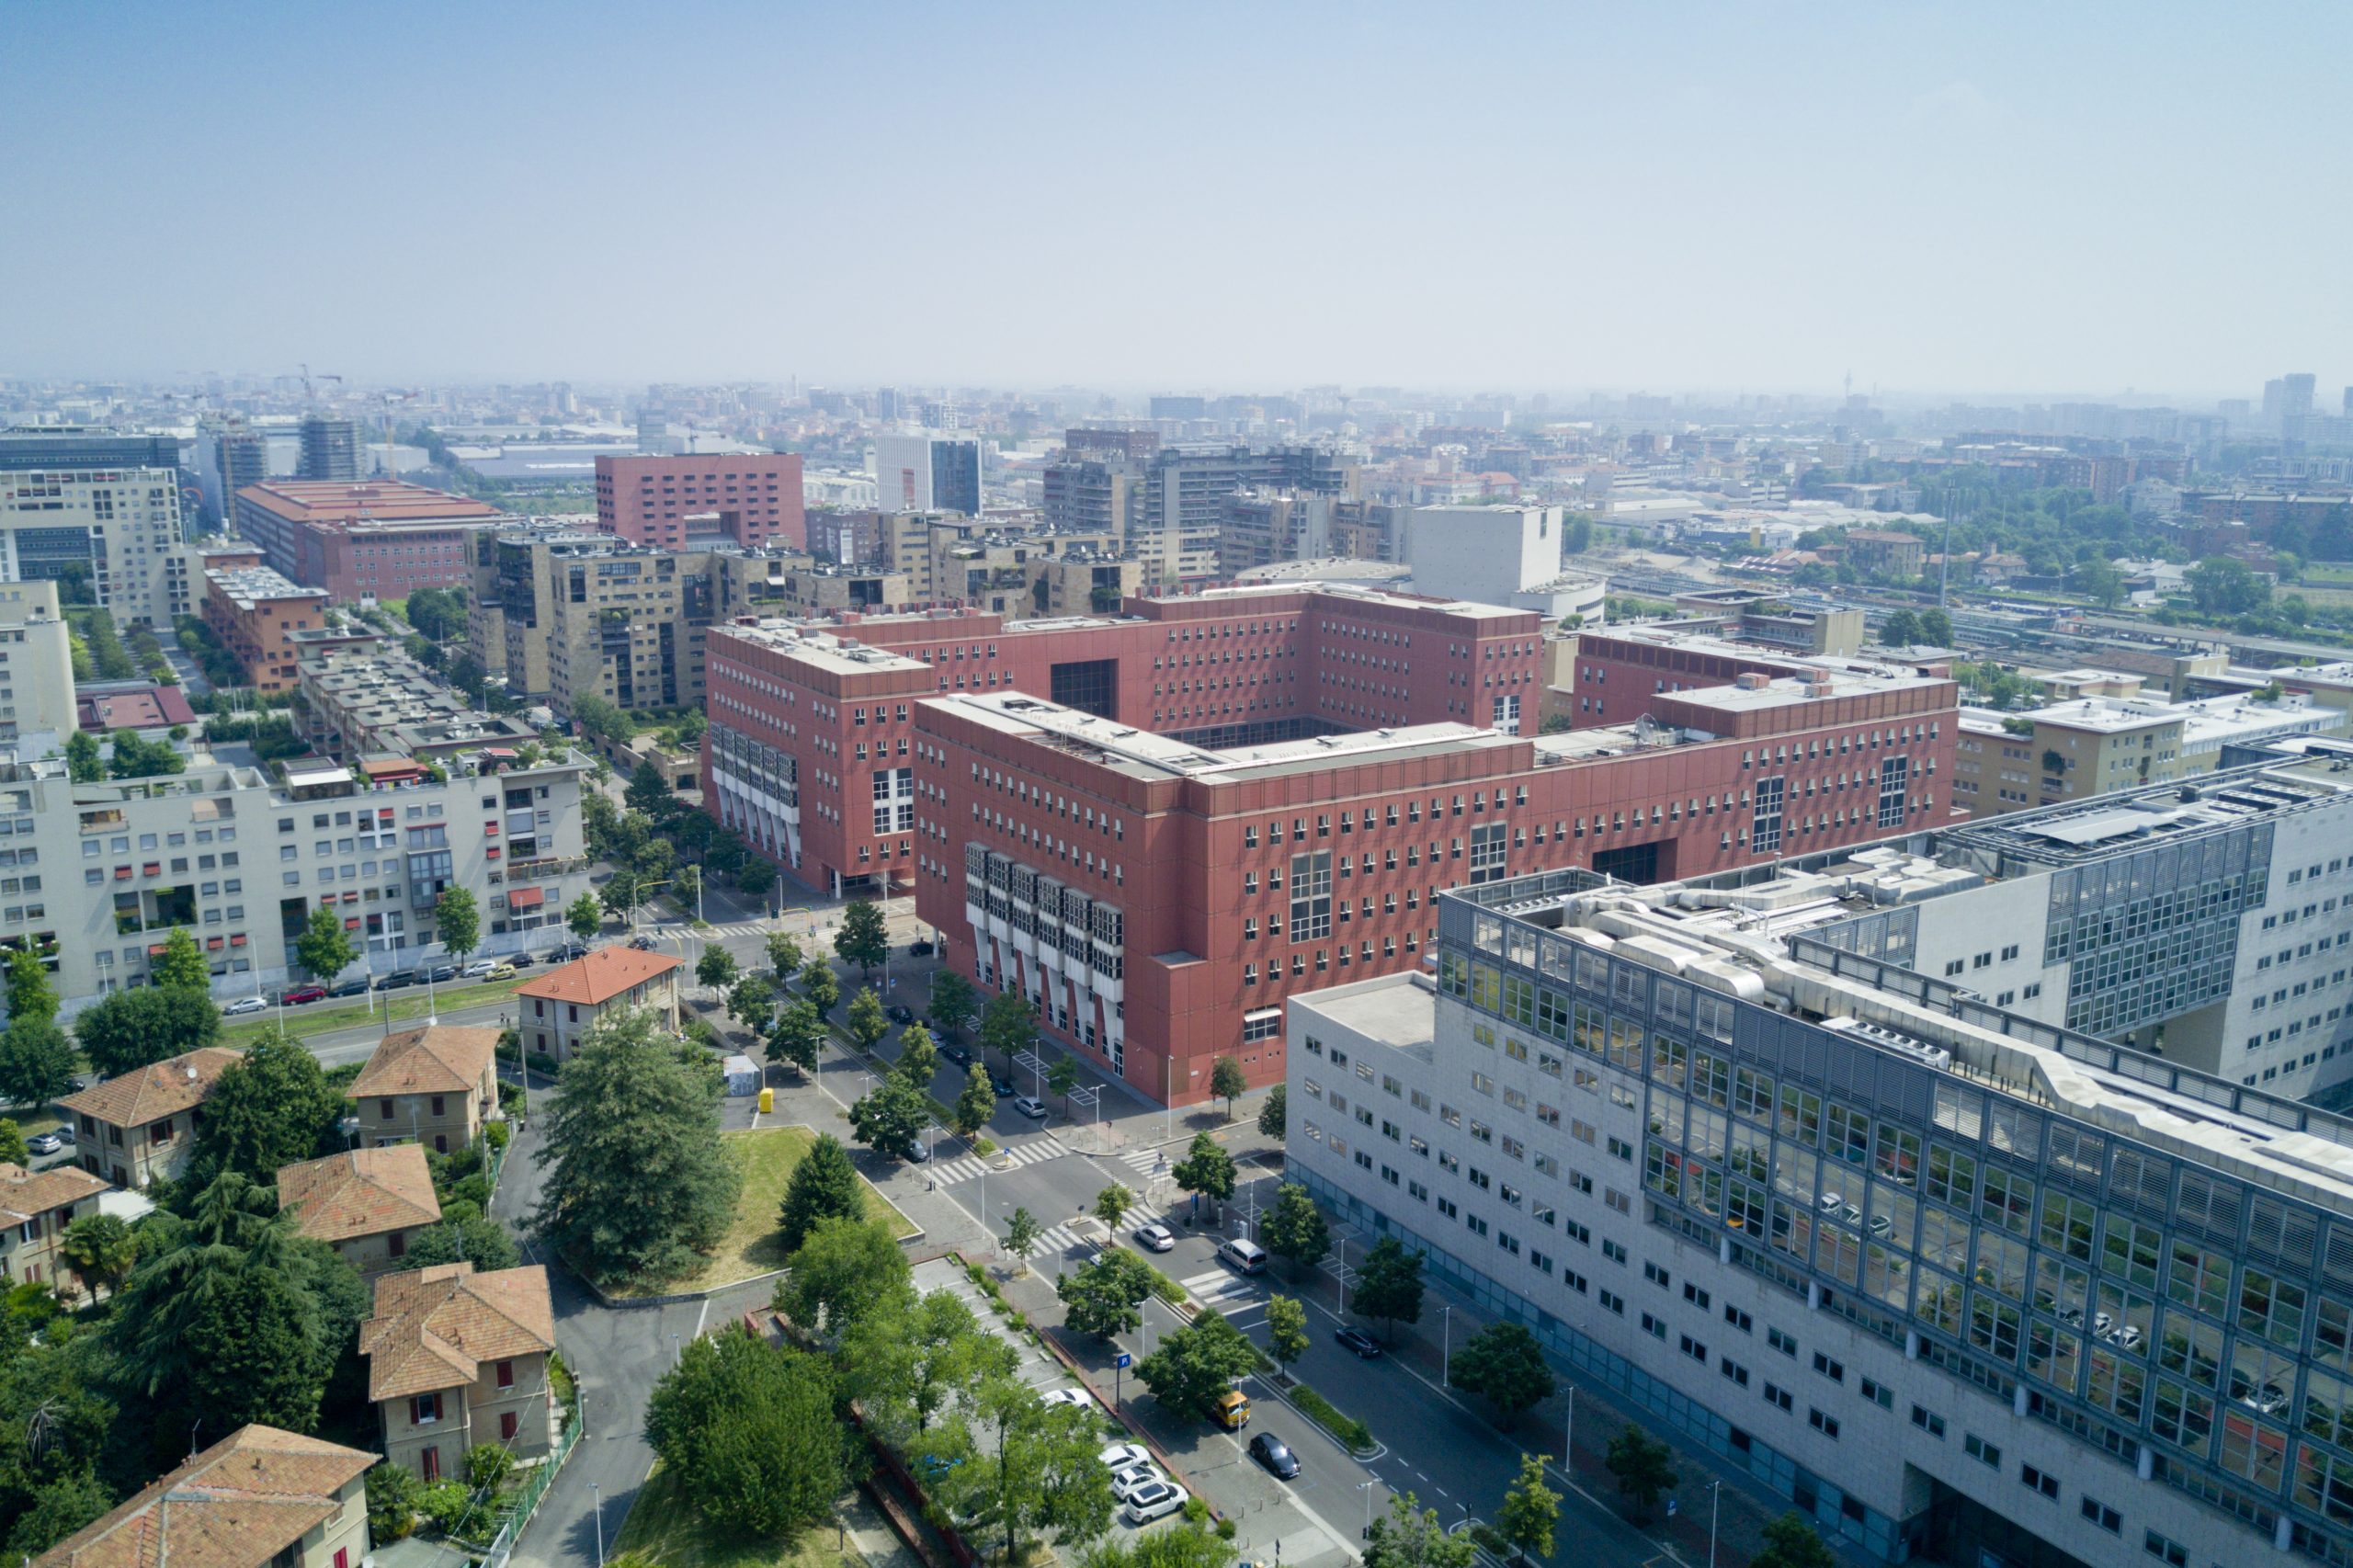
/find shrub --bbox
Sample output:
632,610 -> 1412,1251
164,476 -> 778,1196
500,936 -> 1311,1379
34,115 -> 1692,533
1217,1517 -> 1238,1540
365,1462 -> 423,1544
526,1051 -> 560,1076
1291,1383 -> 1375,1453
484,1117 -> 512,1149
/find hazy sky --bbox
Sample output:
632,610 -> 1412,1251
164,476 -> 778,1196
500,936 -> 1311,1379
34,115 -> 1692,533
6,1 -> 2346,401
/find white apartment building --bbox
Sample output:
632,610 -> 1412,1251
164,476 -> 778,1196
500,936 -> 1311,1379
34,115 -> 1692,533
0,744 -> 591,1014
0,581 -> 79,745
0,464 -> 185,628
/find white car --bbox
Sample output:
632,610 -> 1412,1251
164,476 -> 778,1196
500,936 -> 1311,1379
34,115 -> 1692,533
461,958 -> 499,977
223,996 -> 267,1016
1109,1463 -> 1163,1502
1132,1223 -> 1176,1253
1014,1095 -> 1049,1119
1098,1442 -> 1150,1473
1040,1387 -> 1097,1414
1122,1481 -> 1184,1525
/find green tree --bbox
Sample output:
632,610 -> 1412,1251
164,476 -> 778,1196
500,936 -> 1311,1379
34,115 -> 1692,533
74,985 -> 221,1077
933,1375 -> 1114,1564
926,968 -> 977,1040
1170,1131 -> 1236,1218
4,950 -> 57,1027
1352,1235 -> 1426,1343
838,1287 -> 1016,1443
567,892 -> 603,940
150,927 -> 211,992
7,1472 -> 115,1559
777,1215 -> 909,1334
404,586 -> 466,642
1134,1311 -> 1260,1420
1004,1206 -> 1044,1275
1917,608 -> 1954,646
643,1325 -> 847,1539
1879,608 -> 1922,646
63,730 -> 102,783
1259,1181 -> 1331,1278
1451,1322 -> 1554,1425
197,1027 -> 345,1181
531,1006 -> 742,1287
294,905 -> 358,982
0,1119 -> 24,1167
979,988 -> 1036,1074
1603,1423 -> 1677,1523
1210,1055 -> 1247,1120
625,758 -> 676,819
1045,1053 -> 1081,1114
846,987 -> 890,1053
599,869 -> 644,925
767,998 -> 824,1076
107,731 -> 186,779
1360,1491 -> 1476,1568
1495,1453 -> 1560,1567
0,1019 -> 78,1108
2188,555 -> 2270,616
1258,1083 -> 1287,1140
799,955 -> 839,1018
1077,1523 -> 1233,1568
895,1021 -> 939,1087
1092,1182 -> 1134,1232
570,692 -> 632,744
1748,1511 -> 1839,1568
366,1462 -> 425,1545
1266,1293 -> 1309,1378
58,1210 -> 137,1300
385,1213 -> 519,1274
432,887 -> 481,965
766,930 -> 803,978
950,1062 -> 997,1140
726,972 -> 776,1031
1056,1248 -> 1154,1340
776,1133 -> 866,1254
833,899 -> 890,983
696,945 -> 739,993
847,1074 -> 929,1162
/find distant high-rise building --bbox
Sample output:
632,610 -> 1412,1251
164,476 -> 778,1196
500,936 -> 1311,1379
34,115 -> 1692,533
297,415 -> 358,481
1149,395 -> 1206,421
0,432 -> 187,626
594,453 -> 805,550
874,387 -> 902,422
873,432 -> 982,516
2281,372 -> 2316,418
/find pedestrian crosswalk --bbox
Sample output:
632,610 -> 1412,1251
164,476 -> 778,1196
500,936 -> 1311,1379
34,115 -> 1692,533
1006,1220 -> 1096,1257
930,1133 -> 1069,1186
1178,1267 -> 1263,1311
1116,1145 -> 1169,1176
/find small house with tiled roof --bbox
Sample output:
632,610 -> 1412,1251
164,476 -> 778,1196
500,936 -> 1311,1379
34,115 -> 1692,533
0,1161 -> 110,1300
360,1262 -> 557,1481
277,1145 -> 443,1277
60,1046 -> 242,1190
513,946 -> 680,1061
347,1023 -> 502,1153
31,1422 -> 375,1568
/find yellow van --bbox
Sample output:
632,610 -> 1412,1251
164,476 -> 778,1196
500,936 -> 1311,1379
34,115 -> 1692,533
1211,1390 -> 1250,1431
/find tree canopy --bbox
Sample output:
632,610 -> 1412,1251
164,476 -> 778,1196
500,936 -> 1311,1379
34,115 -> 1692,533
1209,1056 -> 1246,1119
1352,1235 -> 1425,1341
150,929 -> 210,992
1361,1491 -> 1477,1568
926,969 -> 977,1040
979,989 -> 1035,1071
1604,1423 -> 1677,1521
1134,1311 -> 1259,1420
847,1074 -> 930,1162
1259,1181 -> 1330,1278
1449,1322 -> 1554,1423
1257,1083 -> 1287,1140
776,1133 -> 866,1254
777,1216 -> 908,1335
195,1028 -> 345,1182
0,1019 -> 78,1108
74,986 -> 222,1078
1170,1132 -> 1236,1212
432,888 -> 481,962
1055,1249 -> 1156,1340
642,1326 -> 847,1540
833,900 -> 890,981
294,906 -> 359,982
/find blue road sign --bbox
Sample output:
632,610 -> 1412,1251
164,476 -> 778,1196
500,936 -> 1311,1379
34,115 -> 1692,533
1115,1352 -> 1132,1369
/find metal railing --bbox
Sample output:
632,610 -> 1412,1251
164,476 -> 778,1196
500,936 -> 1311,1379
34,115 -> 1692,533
478,1398 -> 580,1568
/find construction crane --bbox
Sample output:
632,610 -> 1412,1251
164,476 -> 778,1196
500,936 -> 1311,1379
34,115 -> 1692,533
297,363 -> 344,407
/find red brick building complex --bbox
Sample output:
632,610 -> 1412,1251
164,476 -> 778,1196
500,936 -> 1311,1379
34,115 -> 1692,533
232,480 -> 505,599
595,453 -> 804,550
701,586 -> 1960,1106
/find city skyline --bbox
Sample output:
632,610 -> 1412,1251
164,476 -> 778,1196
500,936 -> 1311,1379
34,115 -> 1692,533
6,1 -> 2346,394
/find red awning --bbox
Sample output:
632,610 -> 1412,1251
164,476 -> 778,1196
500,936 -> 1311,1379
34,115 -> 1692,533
507,887 -> 545,911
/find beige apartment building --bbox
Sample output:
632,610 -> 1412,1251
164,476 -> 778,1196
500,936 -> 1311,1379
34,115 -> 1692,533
361,1263 -> 557,1483
0,580 -> 80,744
278,1143 -> 443,1277
347,1023 -> 502,1153
33,1425 -> 376,1568
513,947 -> 681,1060
61,1047 -> 240,1189
0,1160 -> 110,1298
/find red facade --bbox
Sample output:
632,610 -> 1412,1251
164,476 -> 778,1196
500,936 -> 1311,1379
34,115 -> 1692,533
595,453 -> 805,550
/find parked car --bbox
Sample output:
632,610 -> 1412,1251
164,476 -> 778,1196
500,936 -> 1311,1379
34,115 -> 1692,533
1121,1481 -> 1184,1525
1108,1463 -> 1163,1503
508,951 -> 538,968
223,996 -> 267,1016
557,942 -> 591,960
26,1131 -> 65,1156
326,978 -> 370,998
1097,1442 -> 1150,1473
377,970 -> 420,991
990,1072 -> 1016,1096
908,939 -> 934,957
1040,1387 -> 1097,1413
942,1043 -> 973,1066
1247,1434 -> 1300,1480
461,958 -> 500,978
1013,1095 -> 1049,1119
1334,1326 -> 1385,1359
886,1003 -> 915,1025
1132,1222 -> 1176,1253
426,965 -> 458,983
280,984 -> 327,1006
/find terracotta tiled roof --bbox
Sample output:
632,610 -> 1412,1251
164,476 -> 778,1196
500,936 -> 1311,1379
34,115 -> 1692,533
361,1263 -> 555,1402
277,1145 -> 442,1245
513,947 -> 681,1007
59,1048 -> 243,1129
33,1423 -> 374,1568
347,1024 -> 499,1099
0,1161 -> 108,1224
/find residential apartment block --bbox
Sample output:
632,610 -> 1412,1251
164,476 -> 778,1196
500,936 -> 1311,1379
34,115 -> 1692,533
201,563 -> 328,693
59,1047 -> 240,1188
33,1425 -> 375,1568
513,947 -> 682,1061
874,431 -> 981,515
291,631 -> 542,763
0,458 -> 186,628
360,1263 -> 557,1483
1287,816 -> 2353,1565
346,1024 -> 503,1153
278,1143 -> 443,1277
0,580 -> 82,744
0,1160 -> 110,1296
594,451 -> 804,550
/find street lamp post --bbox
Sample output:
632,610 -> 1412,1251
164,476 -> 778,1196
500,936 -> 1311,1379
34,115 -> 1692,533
1358,1480 -> 1376,1541
1563,1382 -> 1576,1475
1708,1479 -> 1722,1568
1441,1304 -> 1452,1385
1336,1234 -> 1347,1314
590,1482 -> 605,1568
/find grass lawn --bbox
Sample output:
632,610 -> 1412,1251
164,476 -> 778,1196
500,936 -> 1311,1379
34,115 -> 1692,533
222,975 -> 536,1045
615,1124 -> 915,1299
613,1463 -> 863,1568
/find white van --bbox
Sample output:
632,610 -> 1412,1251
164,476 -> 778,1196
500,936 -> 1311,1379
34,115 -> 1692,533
1218,1237 -> 1269,1274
